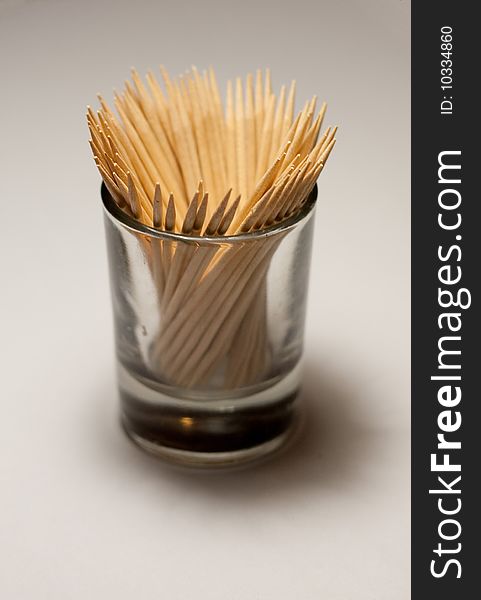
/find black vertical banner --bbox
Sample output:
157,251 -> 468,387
412,2 -> 479,598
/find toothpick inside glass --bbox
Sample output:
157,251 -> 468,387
102,183 -> 317,467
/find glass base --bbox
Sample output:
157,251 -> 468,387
118,362 -> 302,468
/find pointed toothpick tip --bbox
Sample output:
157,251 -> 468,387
217,195 -> 241,235
153,183 -> 163,228
193,193 -> 209,233
165,193 -> 176,231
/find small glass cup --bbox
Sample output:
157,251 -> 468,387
102,184 -> 317,466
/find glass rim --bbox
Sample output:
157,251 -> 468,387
101,183 -> 317,243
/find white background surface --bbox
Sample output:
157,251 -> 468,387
0,1 -> 410,598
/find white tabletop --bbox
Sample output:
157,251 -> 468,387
0,1 -> 410,598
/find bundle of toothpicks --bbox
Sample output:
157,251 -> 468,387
88,66 -> 336,389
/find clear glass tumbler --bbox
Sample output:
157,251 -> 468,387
102,184 -> 317,466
